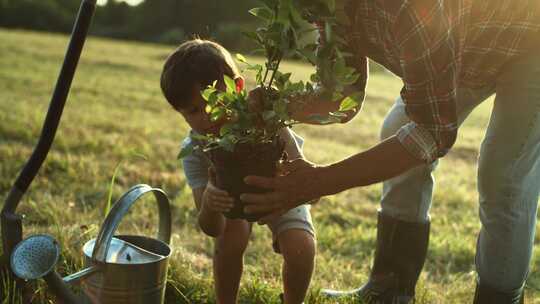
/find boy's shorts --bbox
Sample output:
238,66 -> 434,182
266,204 -> 316,254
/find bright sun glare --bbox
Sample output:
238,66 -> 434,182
96,0 -> 144,6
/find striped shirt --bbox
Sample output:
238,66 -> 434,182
339,0 -> 540,162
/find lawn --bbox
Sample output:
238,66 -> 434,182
0,29 -> 538,303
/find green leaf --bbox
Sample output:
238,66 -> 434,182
332,92 -> 344,101
339,92 -> 364,111
223,75 -> 236,93
242,31 -> 263,45
279,72 -> 292,83
191,133 -> 209,141
202,87 -> 216,102
236,53 -> 248,64
177,145 -> 194,159
219,124 -> 234,137
249,7 -> 274,21
339,97 -> 357,111
210,107 -> 225,122
306,114 -> 341,125
222,92 -> 237,104
325,0 -> 336,13
329,111 -> 347,118
277,0 -> 292,24
219,134 -> 237,152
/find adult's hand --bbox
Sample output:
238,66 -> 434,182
241,158 -> 325,224
242,136 -> 424,224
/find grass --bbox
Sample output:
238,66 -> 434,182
0,29 -> 539,303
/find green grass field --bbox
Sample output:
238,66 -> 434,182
0,29 -> 539,303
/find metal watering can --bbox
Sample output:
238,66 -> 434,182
9,184 -> 172,304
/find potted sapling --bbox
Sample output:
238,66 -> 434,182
179,0 -> 362,221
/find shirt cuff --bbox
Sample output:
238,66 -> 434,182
396,122 -> 438,163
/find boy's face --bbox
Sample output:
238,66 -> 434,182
178,88 -> 223,135
178,78 -> 244,136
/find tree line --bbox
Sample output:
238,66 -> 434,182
0,0 -> 259,50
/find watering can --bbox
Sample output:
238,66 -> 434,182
9,184 -> 172,304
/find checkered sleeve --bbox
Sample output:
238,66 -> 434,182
392,0 -> 459,162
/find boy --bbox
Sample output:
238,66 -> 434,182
160,39 -> 316,304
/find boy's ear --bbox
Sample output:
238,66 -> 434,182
234,76 -> 245,92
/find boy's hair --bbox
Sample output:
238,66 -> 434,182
160,39 -> 240,110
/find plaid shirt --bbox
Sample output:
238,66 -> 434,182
340,0 -> 540,162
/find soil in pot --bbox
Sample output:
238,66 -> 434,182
207,137 -> 285,222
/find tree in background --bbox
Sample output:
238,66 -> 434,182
0,0 -> 258,51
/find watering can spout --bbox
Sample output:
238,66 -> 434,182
10,184 -> 172,304
9,234 -> 96,304
44,271 -> 90,304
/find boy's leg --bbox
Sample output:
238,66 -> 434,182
278,229 -> 316,304
269,205 -> 316,304
213,218 -> 252,304
475,52 -> 540,302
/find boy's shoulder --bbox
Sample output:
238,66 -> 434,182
181,130 -> 209,162
181,130 -> 203,149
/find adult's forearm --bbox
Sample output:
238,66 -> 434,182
316,136 -> 423,196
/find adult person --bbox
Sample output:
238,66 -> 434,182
241,0 -> 540,303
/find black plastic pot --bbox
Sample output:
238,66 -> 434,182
207,136 -> 285,222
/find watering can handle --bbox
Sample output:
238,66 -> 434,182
91,184 -> 172,262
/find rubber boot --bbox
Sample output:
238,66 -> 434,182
473,281 -> 524,304
321,211 -> 430,303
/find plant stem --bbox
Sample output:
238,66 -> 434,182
267,56 -> 283,89
262,63 -> 270,85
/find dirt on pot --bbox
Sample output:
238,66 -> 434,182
206,136 -> 285,222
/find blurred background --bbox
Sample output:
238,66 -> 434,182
1,1 -> 539,303
0,0 -> 257,50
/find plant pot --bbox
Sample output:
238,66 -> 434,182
206,136 -> 285,222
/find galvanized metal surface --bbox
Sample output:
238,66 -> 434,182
83,237 -> 164,264
92,184 -> 171,262
10,184 -> 173,304
82,235 -> 171,304
79,184 -> 172,304
10,234 -> 60,280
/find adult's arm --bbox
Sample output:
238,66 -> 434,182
287,53 -> 370,125
391,1 -> 460,162
242,2 -> 461,220
241,135 -> 422,222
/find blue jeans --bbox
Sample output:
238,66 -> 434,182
379,52 -> 540,293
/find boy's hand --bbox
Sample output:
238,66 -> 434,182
202,167 -> 235,213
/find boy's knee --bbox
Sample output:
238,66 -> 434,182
214,241 -> 247,259
279,229 -> 316,266
215,229 -> 250,258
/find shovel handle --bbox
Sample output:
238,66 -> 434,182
91,184 -> 172,262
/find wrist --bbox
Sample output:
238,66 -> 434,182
315,163 -> 350,196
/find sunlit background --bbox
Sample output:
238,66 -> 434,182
97,0 -> 143,5
1,0 -> 539,303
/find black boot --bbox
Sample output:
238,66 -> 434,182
321,211 -> 430,303
473,281 -> 524,304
